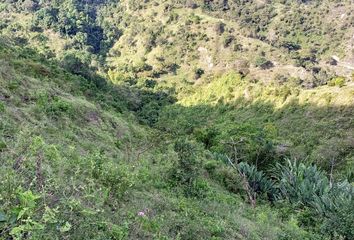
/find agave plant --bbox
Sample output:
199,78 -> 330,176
312,181 -> 354,239
238,162 -> 278,200
273,159 -> 331,205
312,180 -> 354,216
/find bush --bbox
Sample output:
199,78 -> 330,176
60,52 -> 92,80
194,68 -> 204,79
214,22 -> 225,35
189,178 -> 210,198
0,140 -> 6,151
36,92 -> 73,118
100,163 -> 135,199
204,160 -> 219,173
274,160 -> 330,205
1,189 -> 44,240
195,127 -> 219,149
22,0 -> 39,12
223,35 -> 235,48
238,162 -> 277,200
0,101 -> 5,112
169,139 -> 204,197
138,101 -> 160,126
233,59 -> 250,76
313,181 -> 354,239
215,166 -> 243,193
46,98 -> 72,117
328,76 -> 345,87
89,151 -> 135,199
144,79 -> 157,89
255,57 -> 274,69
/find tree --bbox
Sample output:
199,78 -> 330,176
22,0 -> 39,12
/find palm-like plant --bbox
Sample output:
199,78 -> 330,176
274,159 -> 354,238
238,162 -> 277,200
273,159 -> 331,205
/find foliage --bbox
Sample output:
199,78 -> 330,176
255,57 -> 273,70
0,1 -> 353,238
328,76 -> 346,87
313,181 -> 354,239
0,101 -> 5,112
273,160 -> 354,239
238,162 -> 277,201
169,138 -> 204,197
274,160 -> 331,205
193,67 -> 205,80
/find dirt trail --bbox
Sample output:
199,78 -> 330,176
338,62 -> 354,70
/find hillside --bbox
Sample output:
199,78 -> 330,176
105,0 -> 354,87
0,36 -> 325,240
0,1 -> 354,239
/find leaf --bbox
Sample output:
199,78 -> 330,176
43,206 -> 59,224
17,207 -> 28,220
0,211 -> 7,222
59,221 -> 72,233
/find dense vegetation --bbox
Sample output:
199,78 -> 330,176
0,1 -> 353,239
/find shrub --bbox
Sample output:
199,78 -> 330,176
89,151 -> 135,199
0,140 -> 6,151
216,124 -> 276,169
138,101 -> 160,126
46,98 -> 72,117
169,139 -> 204,197
22,0 -> 39,12
238,162 -> 277,200
189,178 -> 210,198
186,0 -> 198,9
274,159 -> 330,205
144,79 -> 157,89
0,101 -> 5,112
60,52 -> 93,80
36,93 -> 73,117
255,57 -> 274,69
233,59 -> 250,76
100,163 -> 135,199
194,68 -> 204,79
313,181 -> 354,239
223,35 -> 235,48
320,199 -> 354,239
194,127 -> 219,149
187,13 -> 202,25
281,41 -> 301,51
214,22 -> 225,35
215,166 -> 243,193
328,76 -> 345,87
203,153 -> 243,193
2,189 -> 44,240
204,160 -> 219,173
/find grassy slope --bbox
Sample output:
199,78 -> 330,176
0,1 -> 353,239
158,72 -> 354,177
0,40 -> 320,239
106,0 -> 354,83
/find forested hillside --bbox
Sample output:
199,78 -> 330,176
0,1 -> 353,239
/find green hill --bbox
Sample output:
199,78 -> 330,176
0,1 -> 353,239
0,36 -> 323,240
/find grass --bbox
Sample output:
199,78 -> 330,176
157,71 -> 354,177
0,1 -> 353,238
0,38 -> 327,239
